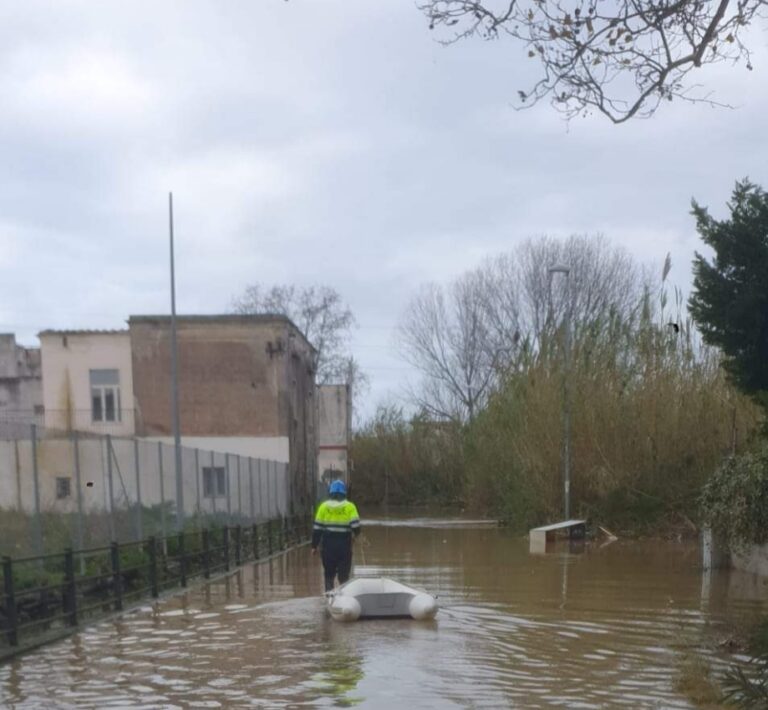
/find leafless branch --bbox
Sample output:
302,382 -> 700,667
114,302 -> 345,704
232,283 -> 358,385
419,0 -> 765,122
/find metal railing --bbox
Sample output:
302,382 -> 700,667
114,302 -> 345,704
0,515 -> 312,658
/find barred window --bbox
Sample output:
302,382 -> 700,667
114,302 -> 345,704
56,477 -> 71,499
202,467 -> 226,497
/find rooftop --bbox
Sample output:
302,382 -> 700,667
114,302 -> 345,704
37,314 -> 316,351
128,314 -> 316,351
38,329 -> 128,337
129,313 -> 294,324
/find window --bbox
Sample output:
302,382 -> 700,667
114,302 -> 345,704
90,369 -> 121,422
33,404 -> 44,416
202,467 -> 226,497
56,477 -> 71,499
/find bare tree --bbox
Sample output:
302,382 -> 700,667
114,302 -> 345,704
419,0 -> 765,123
398,273 -> 500,421
398,234 -> 648,421
473,254 -> 526,370
517,234 -> 647,347
232,284 -> 362,386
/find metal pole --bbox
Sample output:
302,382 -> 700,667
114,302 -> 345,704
273,461 -> 279,517
148,537 -> 159,597
210,450 -> 217,518
158,442 -> 167,540
110,541 -> 123,611
106,435 -> 116,541
169,192 -> 184,530
237,456 -> 242,523
564,271 -> 572,521
248,458 -> 255,522
225,453 -> 232,523
13,439 -> 21,510
346,382 -> 352,488
134,438 -> 142,541
72,431 -> 85,554
64,548 -> 77,626
195,448 -> 201,517
30,424 -> 43,557
258,459 -> 265,521
266,460 -> 271,519
3,557 -> 18,646
549,264 -> 572,521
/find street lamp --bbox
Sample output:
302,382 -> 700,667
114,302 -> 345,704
169,193 -> 184,530
548,264 -> 571,521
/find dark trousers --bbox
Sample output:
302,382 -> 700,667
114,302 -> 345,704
321,543 -> 352,592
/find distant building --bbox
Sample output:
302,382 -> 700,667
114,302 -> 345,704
129,315 -> 318,513
0,333 -> 43,427
317,383 -> 351,492
24,316 -> 318,516
38,330 -> 135,436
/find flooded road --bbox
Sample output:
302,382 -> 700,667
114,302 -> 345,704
1,518 -> 767,708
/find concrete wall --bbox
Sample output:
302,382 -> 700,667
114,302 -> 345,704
0,334 -> 42,423
145,435 -> 289,462
0,334 -> 39,379
130,316 -> 291,437
0,435 -> 290,521
0,437 -> 111,513
318,384 -> 348,446
317,384 -> 349,483
39,331 -> 135,436
702,528 -> 768,578
130,315 -> 317,514
319,448 -> 347,481
282,324 -> 317,513
732,543 -> 768,577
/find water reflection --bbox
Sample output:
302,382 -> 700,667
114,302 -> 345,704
0,521 -> 766,708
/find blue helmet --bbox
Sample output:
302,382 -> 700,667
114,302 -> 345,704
329,480 -> 347,496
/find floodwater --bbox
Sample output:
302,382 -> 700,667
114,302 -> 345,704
1,518 -> 767,709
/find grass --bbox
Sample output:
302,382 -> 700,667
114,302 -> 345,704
675,653 -> 728,709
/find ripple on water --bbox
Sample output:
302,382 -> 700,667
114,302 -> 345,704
1,530 -> 765,709
158,609 -> 189,617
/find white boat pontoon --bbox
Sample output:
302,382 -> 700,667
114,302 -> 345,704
326,577 -> 439,622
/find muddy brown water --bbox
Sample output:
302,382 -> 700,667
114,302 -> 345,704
1,518 -> 766,708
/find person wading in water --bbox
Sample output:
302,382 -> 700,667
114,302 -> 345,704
311,480 -> 361,592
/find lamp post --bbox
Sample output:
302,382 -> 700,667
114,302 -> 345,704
169,193 -> 184,530
548,264 -> 571,520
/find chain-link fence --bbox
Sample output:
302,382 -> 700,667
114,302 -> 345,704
0,424 -> 292,557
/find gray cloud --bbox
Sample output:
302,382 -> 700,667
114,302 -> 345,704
1,1 -> 766,415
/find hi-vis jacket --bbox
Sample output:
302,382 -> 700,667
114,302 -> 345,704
311,499 -> 361,549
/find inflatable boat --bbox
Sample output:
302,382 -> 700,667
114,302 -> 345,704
326,577 -> 438,622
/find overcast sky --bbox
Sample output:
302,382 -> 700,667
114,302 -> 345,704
1,1 -> 767,418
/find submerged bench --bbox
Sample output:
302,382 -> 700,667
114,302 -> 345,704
529,519 -> 587,553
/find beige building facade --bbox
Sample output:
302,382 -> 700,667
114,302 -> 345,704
38,330 -> 135,436
6,316 -> 319,518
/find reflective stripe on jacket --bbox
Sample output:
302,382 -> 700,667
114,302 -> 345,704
312,499 -> 361,548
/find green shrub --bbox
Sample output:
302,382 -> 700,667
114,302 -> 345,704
722,618 -> 768,708
700,446 -> 768,550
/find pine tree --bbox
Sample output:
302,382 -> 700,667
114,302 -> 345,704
689,180 -> 768,410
